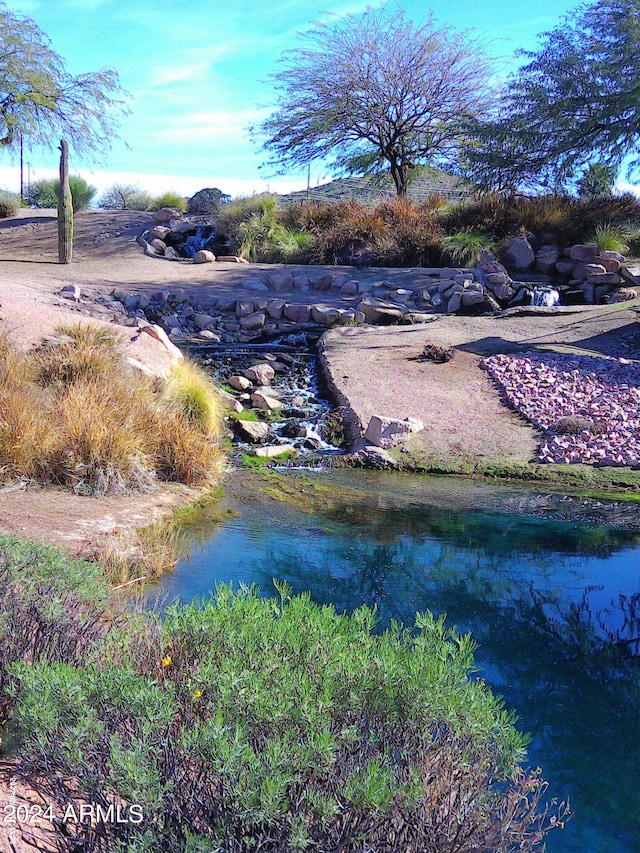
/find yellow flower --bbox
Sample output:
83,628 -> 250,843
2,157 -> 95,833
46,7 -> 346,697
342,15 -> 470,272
161,655 -> 172,668
192,689 -> 203,700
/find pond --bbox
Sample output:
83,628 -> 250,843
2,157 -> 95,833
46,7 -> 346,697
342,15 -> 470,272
148,470 -> 640,853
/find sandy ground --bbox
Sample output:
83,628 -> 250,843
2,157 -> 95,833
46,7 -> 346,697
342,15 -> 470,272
320,304 -> 640,466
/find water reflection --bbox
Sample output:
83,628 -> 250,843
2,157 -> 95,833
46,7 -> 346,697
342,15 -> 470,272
149,472 -> 640,853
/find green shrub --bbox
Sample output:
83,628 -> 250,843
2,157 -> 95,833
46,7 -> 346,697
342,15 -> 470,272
162,360 -> 224,438
591,222 -> 629,255
0,189 -> 20,217
7,584 -> 568,852
150,190 -> 187,212
27,175 -> 97,211
99,183 -> 153,210
441,228 -> 492,266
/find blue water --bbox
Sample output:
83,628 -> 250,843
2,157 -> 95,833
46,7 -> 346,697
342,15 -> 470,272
149,471 -> 640,852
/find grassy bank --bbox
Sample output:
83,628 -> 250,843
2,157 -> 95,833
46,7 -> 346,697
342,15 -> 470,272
0,534 -> 568,852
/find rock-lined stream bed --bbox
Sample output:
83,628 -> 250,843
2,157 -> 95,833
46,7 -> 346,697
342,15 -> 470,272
191,335 -> 343,461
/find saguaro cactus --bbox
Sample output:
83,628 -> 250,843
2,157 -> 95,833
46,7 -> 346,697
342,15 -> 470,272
57,138 -> 73,264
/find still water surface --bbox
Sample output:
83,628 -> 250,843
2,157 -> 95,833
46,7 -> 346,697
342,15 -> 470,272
150,471 -> 640,853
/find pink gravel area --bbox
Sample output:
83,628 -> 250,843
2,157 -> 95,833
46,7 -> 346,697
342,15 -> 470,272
482,352 -> 640,466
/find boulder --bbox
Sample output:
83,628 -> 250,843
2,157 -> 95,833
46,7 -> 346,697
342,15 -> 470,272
229,375 -> 252,392
363,415 -> 424,448
251,391 -> 282,412
266,299 -> 284,319
217,388 -> 244,414
447,292 -> 462,313
340,280 -> 359,296
595,256 -> 621,273
244,279 -> 269,292
574,262 -> 606,280
461,290 -> 485,307
588,272 -> 622,286
349,444 -> 397,469
59,284 -> 81,301
150,225 -> 171,241
356,297 -> 404,325
267,271 -> 294,291
235,299 -> 254,318
194,249 -> 215,264
569,244 -> 599,262
193,313 -> 216,331
283,303 -> 311,323
239,311 -> 266,331
149,238 -> 166,255
217,256 -> 249,263
311,304 -> 341,325
234,419 -> 272,443
152,207 -> 183,223
501,236 -> 534,271
168,288 -> 189,304
535,245 -> 562,275
309,273 -> 333,291
244,363 -> 275,385
555,259 -> 576,278
254,444 -> 296,458
606,287 -> 637,302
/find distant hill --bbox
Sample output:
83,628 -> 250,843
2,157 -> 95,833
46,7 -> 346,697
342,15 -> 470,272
276,170 -> 471,207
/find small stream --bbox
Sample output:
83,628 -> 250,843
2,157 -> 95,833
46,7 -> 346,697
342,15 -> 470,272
146,470 -> 640,853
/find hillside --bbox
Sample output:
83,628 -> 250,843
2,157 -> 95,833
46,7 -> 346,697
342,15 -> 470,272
277,170 -> 470,207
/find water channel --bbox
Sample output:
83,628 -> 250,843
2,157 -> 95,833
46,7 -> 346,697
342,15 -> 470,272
148,470 -> 640,852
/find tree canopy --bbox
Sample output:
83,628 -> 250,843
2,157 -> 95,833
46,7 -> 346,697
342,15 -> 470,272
255,8 -> 495,197
0,2 -> 129,160
464,0 -> 640,192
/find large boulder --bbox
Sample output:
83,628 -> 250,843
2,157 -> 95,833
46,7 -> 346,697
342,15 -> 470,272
244,363 -> 275,385
152,207 -> 184,224
356,297 -> 404,325
363,415 -> 424,448
187,187 -> 229,215
501,236 -> 534,272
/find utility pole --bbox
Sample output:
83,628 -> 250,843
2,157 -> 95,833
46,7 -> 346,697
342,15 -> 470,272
306,163 -> 311,203
19,134 -> 23,202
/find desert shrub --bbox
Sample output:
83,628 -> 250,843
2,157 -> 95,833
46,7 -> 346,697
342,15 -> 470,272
626,228 -> 640,258
150,190 -> 187,212
0,189 -> 20,217
0,535 -> 109,726
213,193 -> 279,238
27,175 -> 97,211
441,192 -> 640,247
441,228 -> 492,267
162,361 -> 224,438
99,183 -> 153,210
591,223 -> 629,254
0,327 -> 225,494
7,585 -> 567,853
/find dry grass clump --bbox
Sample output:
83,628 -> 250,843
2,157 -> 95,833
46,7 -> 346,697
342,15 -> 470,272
0,325 -> 225,495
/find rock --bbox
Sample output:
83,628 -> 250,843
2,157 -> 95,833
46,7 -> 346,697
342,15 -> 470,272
281,422 -> 307,439
193,313 -> 217,331
217,387 -> 244,414
430,293 -> 444,308
574,262 -> 606,280
168,327 -> 187,340
229,375 -> 252,391
161,315 -> 182,332
438,279 -> 456,293
569,244 -> 599,262
198,330 -> 221,342
340,280 -> 359,296
595,256 -> 621,273
535,245 -> 562,275
309,273 -> 333,291
461,290 -> 485,307
244,279 -> 270,292
194,249 -> 216,264
349,444 -> 397,469
447,292 -> 461,313
215,296 -> 237,313
267,271 -> 294,291
168,288 -> 189,304
59,284 -> 81,301
149,238 -> 166,254
150,225 -> 171,241
244,363 -> 275,385
234,419 -> 271,443
283,303 -> 311,323
239,311 -> 266,331
217,255 -> 249,263
187,187 -> 227,216
266,299 -> 284,320
356,297 -> 404,325
484,272 -> 509,286
235,299 -> 254,318
589,272 -> 622,286
251,391 -> 282,411
363,415 -> 424,448
501,236 -> 534,271
555,260 -> 576,278
163,246 -> 180,261
311,304 -> 341,325
578,282 -> 595,303
153,207 -> 183,223
606,287 -> 637,302
254,444 -> 296,458
598,249 -> 625,263
151,289 -> 170,304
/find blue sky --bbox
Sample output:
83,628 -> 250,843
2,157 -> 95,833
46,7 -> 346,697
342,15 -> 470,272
1,0 -> 587,199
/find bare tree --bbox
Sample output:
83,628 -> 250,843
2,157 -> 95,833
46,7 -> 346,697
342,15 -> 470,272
255,7 -> 495,197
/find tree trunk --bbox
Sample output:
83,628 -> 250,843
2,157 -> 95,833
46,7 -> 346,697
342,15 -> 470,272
389,160 -> 409,197
57,138 -> 73,264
